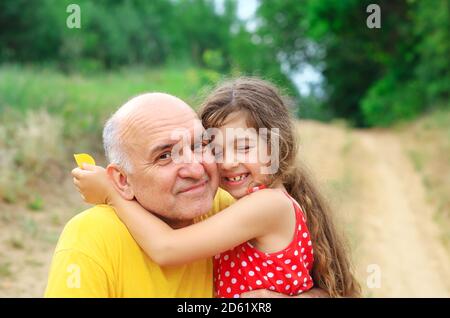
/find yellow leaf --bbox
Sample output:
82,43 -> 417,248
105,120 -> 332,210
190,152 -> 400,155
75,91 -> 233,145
73,153 -> 96,168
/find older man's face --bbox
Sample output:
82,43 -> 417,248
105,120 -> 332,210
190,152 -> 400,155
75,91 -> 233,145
121,98 -> 219,221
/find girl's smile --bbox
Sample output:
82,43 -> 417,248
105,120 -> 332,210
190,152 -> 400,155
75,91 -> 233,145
221,172 -> 250,187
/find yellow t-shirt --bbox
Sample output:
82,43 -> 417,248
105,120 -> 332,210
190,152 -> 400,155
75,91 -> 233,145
44,188 -> 235,298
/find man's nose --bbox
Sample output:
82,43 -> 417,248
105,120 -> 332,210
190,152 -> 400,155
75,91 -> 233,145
179,161 -> 206,180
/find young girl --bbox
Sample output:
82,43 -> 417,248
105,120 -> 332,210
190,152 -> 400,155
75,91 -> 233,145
73,77 -> 360,297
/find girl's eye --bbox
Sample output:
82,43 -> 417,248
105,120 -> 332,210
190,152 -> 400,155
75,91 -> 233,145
237,145 -> 251,152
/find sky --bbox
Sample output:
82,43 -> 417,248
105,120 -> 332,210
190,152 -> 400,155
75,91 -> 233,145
215,0 -> 322,95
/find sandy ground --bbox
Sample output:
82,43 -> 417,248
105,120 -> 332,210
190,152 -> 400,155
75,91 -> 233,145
299,121 -> 450,297
0,120 -> 449,297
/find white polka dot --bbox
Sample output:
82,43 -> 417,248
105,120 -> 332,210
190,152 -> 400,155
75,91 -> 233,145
230,261 -> 235,268
233,294 -> 240,298
238,269 -> 242,275
242,246 -> 246,252
225,271 -> 230,277
224,254 -> 229,261
237,254 -> 240,259
303,283 -> 307,288
276,267 -> 283,271
241,261 -> 247,267
276,280 -> 283,285
301,248 -> 305,253
249,286 -> 253,291
285,273 -> 292,278
277,254 -> 284,258
305,262 -> 309,267
303,255 -> 307,260
298,225 -> 302,231
264,276 -> 268,280
304,277 -> 308,283
291,265 -> 297,271
297,272 -> 303,277
220,281 -> 224,287
226,287 -> 231,293
308,240 -> 312,246
266,260 -> 273,265
248,271 -> 255,277
269,286 -> 275,291
262,262 -> 267,267
248,256 -> 253,262
294,250 -> 299,256
298,241 -> 302,246
254,253 -> 260,258
285,285 -> 291,290
293,280 -> 298,286
303,232 -> 308,238
267,272 -> 274,278
255,266 -> 261,271
231,278 -> 237,284
256,280 -> 262,286
284,259 -> 291,265
240,285 -> 245,291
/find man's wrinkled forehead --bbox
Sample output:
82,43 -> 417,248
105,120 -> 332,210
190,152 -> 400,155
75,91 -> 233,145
147,117 -> 205,156
115,93 -> 201,153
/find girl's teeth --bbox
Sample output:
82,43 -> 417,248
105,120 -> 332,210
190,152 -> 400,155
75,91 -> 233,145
228,174 -> 246,182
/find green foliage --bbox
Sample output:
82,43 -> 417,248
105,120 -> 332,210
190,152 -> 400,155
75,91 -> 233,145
258,0 -> 449,126
27,195 -> 45,211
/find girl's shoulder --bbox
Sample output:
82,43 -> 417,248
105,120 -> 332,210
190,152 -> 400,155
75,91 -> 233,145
242,188 -> 294,217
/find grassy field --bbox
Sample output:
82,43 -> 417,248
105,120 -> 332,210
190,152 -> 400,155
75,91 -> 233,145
0,66 -> 449,297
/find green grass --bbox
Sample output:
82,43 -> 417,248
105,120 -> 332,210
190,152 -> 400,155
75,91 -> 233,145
0,64 -> 221,140
0,64 -> 222,203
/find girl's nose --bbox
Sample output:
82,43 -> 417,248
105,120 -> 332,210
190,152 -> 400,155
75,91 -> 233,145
220,159 -> 239,171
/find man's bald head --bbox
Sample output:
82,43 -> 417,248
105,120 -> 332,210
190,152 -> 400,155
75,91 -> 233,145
102,92 -> 219,223
103,92 -> 196,172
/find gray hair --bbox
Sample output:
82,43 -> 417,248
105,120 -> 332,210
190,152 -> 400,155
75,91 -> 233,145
102,112 -> 133,173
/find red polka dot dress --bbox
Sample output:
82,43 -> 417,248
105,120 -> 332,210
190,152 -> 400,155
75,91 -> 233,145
213,191 -> 314,298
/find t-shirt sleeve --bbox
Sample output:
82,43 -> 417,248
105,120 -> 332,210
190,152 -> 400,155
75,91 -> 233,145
44,249 -> 111,298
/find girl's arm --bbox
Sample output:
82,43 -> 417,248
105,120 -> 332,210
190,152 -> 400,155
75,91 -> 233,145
72,164 -> 292,266
109,187 -> 292,266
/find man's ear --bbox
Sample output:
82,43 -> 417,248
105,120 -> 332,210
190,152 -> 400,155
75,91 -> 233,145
106,164 -> 135,200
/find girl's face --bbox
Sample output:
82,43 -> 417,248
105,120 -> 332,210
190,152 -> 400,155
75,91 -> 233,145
212,111 -> 270,199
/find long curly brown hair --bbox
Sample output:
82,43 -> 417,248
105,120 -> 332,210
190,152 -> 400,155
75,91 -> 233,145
199,77 -> 361,297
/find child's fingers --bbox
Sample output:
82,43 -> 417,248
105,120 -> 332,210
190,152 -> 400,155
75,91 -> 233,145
73,177 -> 80,187
81,163 -> 97,171
71,167 -> 85,178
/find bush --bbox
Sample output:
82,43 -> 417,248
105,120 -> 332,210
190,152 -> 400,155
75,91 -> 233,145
361,75 -> 425,126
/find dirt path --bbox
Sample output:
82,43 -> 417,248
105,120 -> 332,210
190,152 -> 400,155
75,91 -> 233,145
299,121 -> 450,297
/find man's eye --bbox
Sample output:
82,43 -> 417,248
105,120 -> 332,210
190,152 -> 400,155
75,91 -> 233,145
158,152 -> 172,160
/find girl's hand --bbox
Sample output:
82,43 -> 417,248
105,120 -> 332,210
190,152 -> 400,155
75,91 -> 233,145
71,164 -> 116,205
